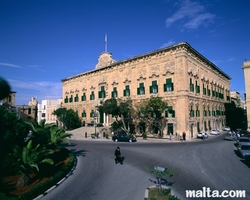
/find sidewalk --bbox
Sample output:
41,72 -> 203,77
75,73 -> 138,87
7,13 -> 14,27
68,133 -> 203,143
67,126 -> 224,142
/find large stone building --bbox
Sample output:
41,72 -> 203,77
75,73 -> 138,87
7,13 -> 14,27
61,42 -> 231,139
242,61 -> 250,131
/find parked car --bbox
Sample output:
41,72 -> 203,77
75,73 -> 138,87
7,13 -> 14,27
210,129 -> 220,135
197,132 -> 209,139
224,133 -> 237,141
223,127 -> 231,131
237,144 -> 250,159
237,137 -> 250,146
112,134 -> 137,142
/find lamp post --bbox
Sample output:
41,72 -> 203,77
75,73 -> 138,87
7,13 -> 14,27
94,113 -> 97,135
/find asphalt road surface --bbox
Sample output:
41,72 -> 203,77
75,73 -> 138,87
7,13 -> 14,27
40,133 -> 249,200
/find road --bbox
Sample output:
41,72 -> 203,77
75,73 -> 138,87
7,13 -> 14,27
40,133 -> 249,200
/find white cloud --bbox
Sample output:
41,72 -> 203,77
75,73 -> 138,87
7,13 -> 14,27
7,79 -> 62,104
165,0 -> 215,31
0,62 -> 24,68
160,39 -> 176,48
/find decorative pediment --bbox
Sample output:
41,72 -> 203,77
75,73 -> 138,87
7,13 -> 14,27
70,90 -> 74,94
123,77 -> 131,84
99,75 -> 107,84
188,68 -> 198,78
90,85 -> 95,90
82,87 -> 87,91
163,61 -> 175,76
65,91 -> 69,95
123,70 -> 131,83
137,69 -> 146,80
149,66 -> 160,78
75,89 -> 79,93
95,52 -> 116,69
111,78 -> 118,86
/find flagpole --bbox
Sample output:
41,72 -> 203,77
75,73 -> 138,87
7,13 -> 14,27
105,34 -> 107,52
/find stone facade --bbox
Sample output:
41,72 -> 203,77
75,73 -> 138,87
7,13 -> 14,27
2,94 -> 38,122
242,61 -> 250,131
61,42 -> 231,139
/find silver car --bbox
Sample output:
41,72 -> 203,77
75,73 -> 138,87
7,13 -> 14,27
238,144 -> 250,159
224,133 -> 237,141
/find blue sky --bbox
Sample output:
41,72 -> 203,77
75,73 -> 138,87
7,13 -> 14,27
0,0 -> 249,105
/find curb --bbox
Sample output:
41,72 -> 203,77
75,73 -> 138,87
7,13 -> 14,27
144,185 -> 177,200
34,154 -> 77,200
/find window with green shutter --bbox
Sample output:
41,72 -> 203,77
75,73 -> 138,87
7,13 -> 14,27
190,78 -> 194,92
190,106 -> 194,117
69,95 -> 73,103
112,87 -> 118,98
98,86 -> 106,98
82,110 -> 86,118
150,80 -> 158,94
195,81 -> 200,94
203,108 -> 207,117
90,91 -> 95,100
203,84 -> 206,95
137,83 -> 145,95
164,78 -> 174,92
165,106 -> 175,118
81,93 -> 86,101
64,96 -> 68,103
90,110 -> 95,118
74,94 -> 79,102
207,85 -> 210,96
196,106 -> 200,117
208,109 -> 211,116
123,85 -> 130,97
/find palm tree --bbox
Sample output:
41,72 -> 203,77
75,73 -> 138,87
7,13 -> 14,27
25,119 -> 57,146
48,127 -> 72,148
13,140 -> 54,186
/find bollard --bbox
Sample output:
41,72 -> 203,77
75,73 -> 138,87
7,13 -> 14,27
85,132 -> 87,138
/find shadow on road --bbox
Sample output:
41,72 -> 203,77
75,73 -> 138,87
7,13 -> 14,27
70,149 -> 87,157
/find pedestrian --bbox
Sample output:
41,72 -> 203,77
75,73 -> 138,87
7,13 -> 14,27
175,132 -> 177,140
170,132 -> 172,140
202,132 -> 205,140
182,131 -> 186,141
114,147 -> 123,164
237,132 -> 240,140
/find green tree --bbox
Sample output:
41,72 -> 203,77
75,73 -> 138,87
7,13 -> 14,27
53,108 -> 81,130
145,166 -> 175,191
132,96 -> 168,137
48,127 -> 72,148
98,98 -> 133,134
25,119 -> 57,146
13,140 -> 54,186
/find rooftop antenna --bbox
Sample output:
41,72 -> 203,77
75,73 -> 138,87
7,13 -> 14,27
105,34 -> 107,52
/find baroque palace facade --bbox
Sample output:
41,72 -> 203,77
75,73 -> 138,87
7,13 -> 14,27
61,42 -> 231,139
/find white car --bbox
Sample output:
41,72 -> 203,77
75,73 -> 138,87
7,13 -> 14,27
223,127 -> 231,131
210,129 -> 220,135
197,132 -> 209,139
